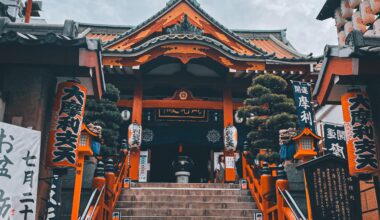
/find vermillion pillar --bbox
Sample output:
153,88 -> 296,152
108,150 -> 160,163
129,83 -> 142,181
223,88 -> 235,182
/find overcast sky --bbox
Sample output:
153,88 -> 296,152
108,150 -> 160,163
42,0 -> 336,56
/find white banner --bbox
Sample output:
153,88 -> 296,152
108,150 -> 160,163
0,122 -> 41,220
138,151 -> 149,182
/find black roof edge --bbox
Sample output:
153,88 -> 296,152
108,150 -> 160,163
316,0 -> 340,20
296,154 -> 347,170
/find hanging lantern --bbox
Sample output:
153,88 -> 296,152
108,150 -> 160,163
338,31 -> 346,47
47,80 -> 87,168
370,0 -> 380,14
341,0 -> 354,19
352,11 -> 367,33
224,125 -> 238,151
344,21 -> 354,36
341,91 -> 379,178
334,9 -> 346,29
360,0 -> 376,25
349,0 -> 361,8
128,122 -> 142,149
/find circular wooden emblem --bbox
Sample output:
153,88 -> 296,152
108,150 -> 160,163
179,90 -> 188,100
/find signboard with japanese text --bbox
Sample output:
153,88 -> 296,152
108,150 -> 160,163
323,123 -> 347,159
291,81 -> 315,132
225,156 -> 235,169
156,108 -> 208,122
341,91 -> 379,176
138,151 -> 149,182
298,154 -> 362,220
0,122 -> 41,220
46,174 -> 62,220
47,81 -> 87,168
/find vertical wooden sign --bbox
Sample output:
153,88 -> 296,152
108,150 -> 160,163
47,81 -> 87,168
341,91 -> 379,177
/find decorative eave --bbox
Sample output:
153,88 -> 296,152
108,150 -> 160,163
313,31 -> 380,105
0,31 -> 100,49
292,127 -> 321,141
103,34 -> 274,61
0,30 -> 106,100
82,124 -> 98,137
103,0 -> 266,55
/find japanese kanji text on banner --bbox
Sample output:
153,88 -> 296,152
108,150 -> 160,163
0,122 -> 41,220
341,91 -> 379,177
291,81 -> 315,132
47,81 -> 87,168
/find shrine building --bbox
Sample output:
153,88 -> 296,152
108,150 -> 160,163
78,0 -> 319,182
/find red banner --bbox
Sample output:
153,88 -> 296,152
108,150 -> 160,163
341,91 -> 378,176
47,81 -> 87,167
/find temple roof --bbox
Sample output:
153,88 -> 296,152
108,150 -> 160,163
79,0 -> 310,60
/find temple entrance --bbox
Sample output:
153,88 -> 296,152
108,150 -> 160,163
150,143 -> 211,183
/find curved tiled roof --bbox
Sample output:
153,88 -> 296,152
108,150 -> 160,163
103,33 -> 275,60
0,30 -> 100,50
103,0 -> 266,54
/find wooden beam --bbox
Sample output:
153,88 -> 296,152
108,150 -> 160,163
117,99 -> 243,110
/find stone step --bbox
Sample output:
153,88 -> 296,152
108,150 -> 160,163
121,188 -> 250,196
120,216 -> 257,220
118,195 -> 254,203
115,201 -> 256,209
113,208 -> 260,217
132,183 -> 240,189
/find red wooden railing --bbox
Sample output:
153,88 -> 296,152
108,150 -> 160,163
80,149 -> 129,220
243,154 -> 306,220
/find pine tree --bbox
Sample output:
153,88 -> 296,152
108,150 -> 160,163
238,74 -> 297,150
84,83 -> 123,150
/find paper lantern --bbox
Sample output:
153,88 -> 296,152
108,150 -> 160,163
364,29 -> 376,36
47,81 -> 87,168
373,19 -> 380,34
360,0 -> 376,25
344,21 -> 354,35
128,122 -> 142,149
341,0 -> 354,18
341,91 -> 379,177
224,125 -> 238,151
349,0 -> 362,8
370,0 -> 380,13
338,31 -> 347,47
352,11 -> 367,33
335,9 -> 346,29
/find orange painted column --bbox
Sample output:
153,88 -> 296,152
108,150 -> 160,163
129,83 -> 143,181
71,155 -> 85,220
242,151 -> 248,180
260,169 -> 273,220
25,0 -> 32,23
275,178 -> 289,220
223,89 -> 236,182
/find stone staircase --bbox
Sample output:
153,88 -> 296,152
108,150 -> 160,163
114,183 -> 261,220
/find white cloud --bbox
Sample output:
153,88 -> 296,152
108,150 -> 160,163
42,0 -> 336,55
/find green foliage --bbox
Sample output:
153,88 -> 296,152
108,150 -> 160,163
84,83 -> 123,150
239,73 -> 296,150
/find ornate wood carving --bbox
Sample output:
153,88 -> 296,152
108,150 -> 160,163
106,2 -> 255,55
